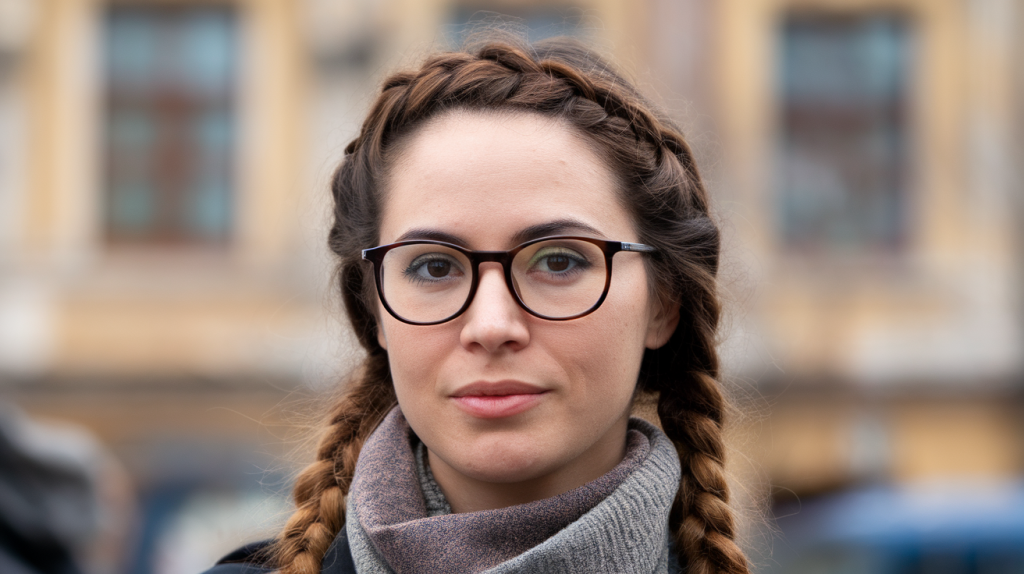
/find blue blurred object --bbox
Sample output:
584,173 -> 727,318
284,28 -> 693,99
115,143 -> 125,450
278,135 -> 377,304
769,481 -> 1024,573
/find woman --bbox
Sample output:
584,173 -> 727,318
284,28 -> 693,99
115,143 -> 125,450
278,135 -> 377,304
206,36 -> 749,574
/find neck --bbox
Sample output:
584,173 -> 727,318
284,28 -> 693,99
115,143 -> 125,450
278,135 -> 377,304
426,417 -> 629,513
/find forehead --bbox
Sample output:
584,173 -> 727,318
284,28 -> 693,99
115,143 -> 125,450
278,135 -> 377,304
380,110 -> 635,248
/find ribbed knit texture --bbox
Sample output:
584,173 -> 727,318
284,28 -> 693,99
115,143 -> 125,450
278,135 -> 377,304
415,441 -> 451,518
345,407 -> 681,574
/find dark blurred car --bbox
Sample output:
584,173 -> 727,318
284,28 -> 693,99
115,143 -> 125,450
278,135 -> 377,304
769,480 -> 1024,574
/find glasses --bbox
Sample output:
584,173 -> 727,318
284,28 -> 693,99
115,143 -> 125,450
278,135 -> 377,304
361,235 -> 655,325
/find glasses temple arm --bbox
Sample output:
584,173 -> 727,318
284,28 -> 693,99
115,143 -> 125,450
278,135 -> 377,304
619,242 -> 656,253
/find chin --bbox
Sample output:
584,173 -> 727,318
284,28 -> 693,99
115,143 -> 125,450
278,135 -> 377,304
444,436 -> 557,484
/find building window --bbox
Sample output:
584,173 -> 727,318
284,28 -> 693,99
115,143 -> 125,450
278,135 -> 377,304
777,13 -> 911,250
103,5 -> 237,244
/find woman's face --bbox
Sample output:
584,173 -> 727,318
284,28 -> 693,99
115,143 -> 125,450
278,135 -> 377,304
376,110 -> 677,508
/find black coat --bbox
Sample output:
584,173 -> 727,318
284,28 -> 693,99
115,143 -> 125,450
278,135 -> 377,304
201,526 -> 356,574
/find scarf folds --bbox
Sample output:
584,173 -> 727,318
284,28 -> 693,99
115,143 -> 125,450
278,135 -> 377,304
345,408 -> 682,574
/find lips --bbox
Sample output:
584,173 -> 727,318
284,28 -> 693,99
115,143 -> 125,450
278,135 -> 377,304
450,381 -> 549,419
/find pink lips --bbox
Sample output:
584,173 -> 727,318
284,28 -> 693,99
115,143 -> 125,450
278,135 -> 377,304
450,381 -> 549,419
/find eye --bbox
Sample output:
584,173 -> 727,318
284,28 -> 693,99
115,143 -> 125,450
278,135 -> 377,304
425,259 -> 451,277
527,247 -> 590,275
405,253 -> 465,283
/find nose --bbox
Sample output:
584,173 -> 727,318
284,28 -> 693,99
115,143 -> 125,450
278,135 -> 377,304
459,263 -> 530,353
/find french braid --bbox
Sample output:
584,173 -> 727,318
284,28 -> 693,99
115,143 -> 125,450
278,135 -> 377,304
270,36 -> 748,574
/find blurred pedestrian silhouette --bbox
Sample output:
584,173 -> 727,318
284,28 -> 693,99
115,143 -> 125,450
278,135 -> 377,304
0,402 -> 134,574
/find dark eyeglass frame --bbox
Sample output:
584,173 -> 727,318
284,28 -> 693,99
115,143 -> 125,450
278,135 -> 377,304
361,235 -> 656,326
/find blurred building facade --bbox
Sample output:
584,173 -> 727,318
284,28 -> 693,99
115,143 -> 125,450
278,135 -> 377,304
0,0 -> 1022,572
713,0 -> 1023,481
1,1 -> 323,571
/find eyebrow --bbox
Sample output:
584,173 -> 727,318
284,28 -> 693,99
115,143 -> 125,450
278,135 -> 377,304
394,218 -> 605,249
394,228 -> 468,245
510,219 -> 604,245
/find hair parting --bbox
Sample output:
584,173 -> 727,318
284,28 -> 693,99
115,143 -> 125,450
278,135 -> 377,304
270,35 -> 749,574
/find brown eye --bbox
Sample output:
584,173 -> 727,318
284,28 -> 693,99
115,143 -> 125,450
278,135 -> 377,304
525,246 -> 589,276
545,255 -> 570,272
427,260 -> 451,277
404,252 -> 465,284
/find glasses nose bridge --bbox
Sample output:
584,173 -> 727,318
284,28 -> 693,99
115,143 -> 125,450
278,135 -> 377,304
470,250 -> 516,277
468,250 -> 520,305
471,250 -> 513,265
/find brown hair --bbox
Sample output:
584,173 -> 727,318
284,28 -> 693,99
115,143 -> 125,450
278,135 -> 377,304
271,36 -> 749,574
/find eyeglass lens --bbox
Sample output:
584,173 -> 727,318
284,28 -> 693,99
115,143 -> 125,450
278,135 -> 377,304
378,238 -> 608,323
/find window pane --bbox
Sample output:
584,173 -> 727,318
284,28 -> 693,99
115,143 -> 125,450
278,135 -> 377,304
172,10 -> 236,96
187,110 -> 233,237
106,10 -> 158,96
777,13 -> 911,249
103,5 -> 237,244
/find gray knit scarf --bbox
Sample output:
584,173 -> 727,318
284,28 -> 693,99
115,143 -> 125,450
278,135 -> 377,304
345,408 -> 682,574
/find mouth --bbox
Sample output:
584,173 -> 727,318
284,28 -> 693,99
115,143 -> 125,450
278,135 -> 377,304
450,381 -> 549,419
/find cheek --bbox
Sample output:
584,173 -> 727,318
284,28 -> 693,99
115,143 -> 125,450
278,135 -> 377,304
590,275 -> 653,374
549,299 -> 650,401
379,318 -> 456,391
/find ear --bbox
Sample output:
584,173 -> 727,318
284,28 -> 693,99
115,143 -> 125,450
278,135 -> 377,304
645,295 -> 679,350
